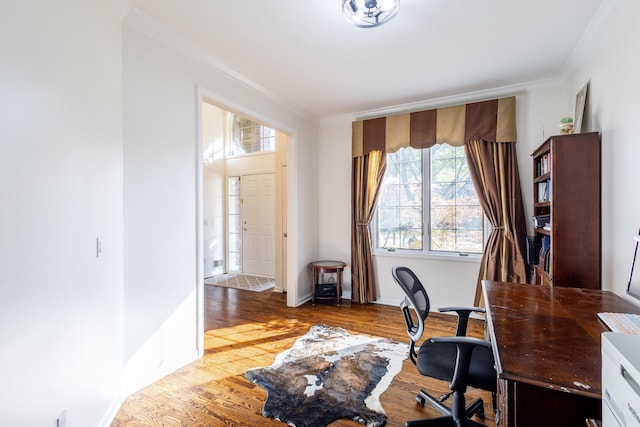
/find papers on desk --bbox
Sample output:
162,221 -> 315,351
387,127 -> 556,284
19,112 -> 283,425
598,312 -> 640,334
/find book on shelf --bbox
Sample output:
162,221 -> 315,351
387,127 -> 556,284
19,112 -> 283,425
537,181 -> 549,202
536,152 -> 552,176
541,235 -> 550,251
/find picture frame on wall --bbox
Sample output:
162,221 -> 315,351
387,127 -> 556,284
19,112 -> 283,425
574,82 -> 589,133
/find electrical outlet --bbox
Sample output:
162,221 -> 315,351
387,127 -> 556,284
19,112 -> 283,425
57,409 -> 67,427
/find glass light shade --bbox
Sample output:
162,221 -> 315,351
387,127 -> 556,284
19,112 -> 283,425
342,0 -> 400,28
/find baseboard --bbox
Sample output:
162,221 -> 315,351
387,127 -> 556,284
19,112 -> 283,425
372,297 -> 402,307
99,395 -> 125,427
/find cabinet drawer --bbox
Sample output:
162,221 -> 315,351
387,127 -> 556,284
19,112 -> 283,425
602,333 -> 640,427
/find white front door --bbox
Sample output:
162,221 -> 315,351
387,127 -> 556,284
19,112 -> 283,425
242,173 -> 275,277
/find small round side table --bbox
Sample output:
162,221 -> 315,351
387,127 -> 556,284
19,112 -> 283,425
308,260 -> 346,306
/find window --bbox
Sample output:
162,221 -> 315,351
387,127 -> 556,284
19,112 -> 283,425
375,145 -> 484,255
226,113 -> 275,157
227,176 -> 242,272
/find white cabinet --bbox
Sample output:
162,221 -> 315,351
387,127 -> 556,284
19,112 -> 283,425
602,332 -> 640,426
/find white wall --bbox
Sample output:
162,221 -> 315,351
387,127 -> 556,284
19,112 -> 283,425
226,152 -> 276,176
318,1 -> 640,311
318,119 -> 355,297
122,22 -> 320,393
202,102 -> 225,277
505,1 -> 640,306
0,1 -> 124,426
564,0 -> 640,302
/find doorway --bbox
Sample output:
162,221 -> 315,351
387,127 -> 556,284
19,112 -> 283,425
200,100 -> 286,282
196,89 -> 298,359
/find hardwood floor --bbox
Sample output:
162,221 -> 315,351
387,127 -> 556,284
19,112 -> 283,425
111,286 -> 496,426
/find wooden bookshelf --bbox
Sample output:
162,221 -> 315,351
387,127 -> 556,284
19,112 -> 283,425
531,132 -> 601,289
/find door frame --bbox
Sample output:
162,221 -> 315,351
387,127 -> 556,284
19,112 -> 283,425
195,86 -> 298,355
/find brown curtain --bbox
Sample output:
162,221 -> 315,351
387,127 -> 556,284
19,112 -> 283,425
351,96 -> 525,304
351,150 -> 386,303
465,139 -> 528,306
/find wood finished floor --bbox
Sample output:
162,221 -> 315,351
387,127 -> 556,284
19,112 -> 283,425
111,286 -> 496,426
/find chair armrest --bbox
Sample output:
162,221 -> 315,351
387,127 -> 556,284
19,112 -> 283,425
438,306 -> 486,336
438,306 -> 486,314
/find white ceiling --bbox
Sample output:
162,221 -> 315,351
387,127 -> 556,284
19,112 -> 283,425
127,0 -> 606,118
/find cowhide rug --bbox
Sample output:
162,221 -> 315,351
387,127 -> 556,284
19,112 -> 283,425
244,324 -> 408,427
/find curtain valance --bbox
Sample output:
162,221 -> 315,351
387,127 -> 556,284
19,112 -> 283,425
352,96 -> 516,157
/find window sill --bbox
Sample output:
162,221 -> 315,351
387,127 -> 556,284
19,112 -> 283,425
373,249 -> 482,263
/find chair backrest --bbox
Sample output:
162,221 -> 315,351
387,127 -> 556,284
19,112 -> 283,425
392,266 -> 430,345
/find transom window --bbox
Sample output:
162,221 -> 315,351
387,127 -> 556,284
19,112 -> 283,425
375,145 -> 484,255
226,114 -> 275,157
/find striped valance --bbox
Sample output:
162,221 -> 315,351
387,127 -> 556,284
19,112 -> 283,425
352,96 -> 516,157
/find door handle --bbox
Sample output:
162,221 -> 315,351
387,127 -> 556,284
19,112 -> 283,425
622,364 -> 640,396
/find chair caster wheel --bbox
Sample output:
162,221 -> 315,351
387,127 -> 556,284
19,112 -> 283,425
416,394 -> 426,406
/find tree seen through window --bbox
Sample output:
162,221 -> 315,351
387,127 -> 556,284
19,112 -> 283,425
376,145 -> 483,254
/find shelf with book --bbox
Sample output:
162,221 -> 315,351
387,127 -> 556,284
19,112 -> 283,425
535,227 -> 550,236
530,132 -> 601,289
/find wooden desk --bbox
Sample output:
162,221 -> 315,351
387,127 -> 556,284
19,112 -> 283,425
483,281 -> 640,427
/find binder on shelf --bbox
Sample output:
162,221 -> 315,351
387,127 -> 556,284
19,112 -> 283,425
538,236 -> 551,272
545,249 -> 552,274
533,215 -> 550,228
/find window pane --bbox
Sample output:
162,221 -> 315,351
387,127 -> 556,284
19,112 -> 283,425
378,206 -> 399,247
400,183 -> 422,206
376,147 -> 422,250
431,228 -> 456,251
432,158 -> 456,182
431,206 -> 455,229
432,143 -> 455,159
400,207 -> 423,249
430,145 -> 483,254
226,114 -> 276,156
457,161 -> 470,181
431,182 -> 455,206
378,182 -> 400,207
227,176 -> 242,271
376,144 -> 483,255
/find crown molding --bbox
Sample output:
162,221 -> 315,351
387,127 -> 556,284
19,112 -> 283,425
321,76 -> 564,124
110,0 -> 133,21
559,0 -> 619,83
120,1 -> 611,125
123,7 -> 319,123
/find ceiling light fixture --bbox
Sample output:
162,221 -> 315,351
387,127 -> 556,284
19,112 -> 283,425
342,0 -> 400,28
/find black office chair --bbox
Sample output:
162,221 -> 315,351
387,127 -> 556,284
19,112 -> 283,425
392,266 -> 497,427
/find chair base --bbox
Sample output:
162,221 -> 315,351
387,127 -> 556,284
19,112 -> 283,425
405,416 -> 488,427
416,389 -> 486,419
